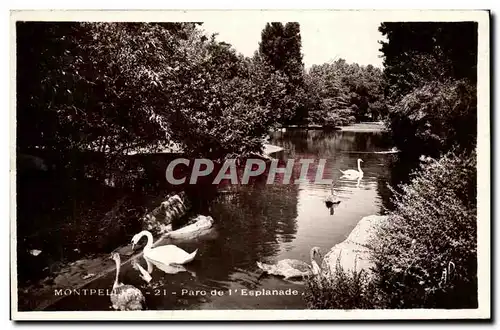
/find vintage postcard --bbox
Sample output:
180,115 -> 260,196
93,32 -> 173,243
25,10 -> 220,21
10,10 -> 490,320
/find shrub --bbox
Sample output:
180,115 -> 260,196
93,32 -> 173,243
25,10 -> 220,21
371,151 -> 477,308
304,257 -> 383,309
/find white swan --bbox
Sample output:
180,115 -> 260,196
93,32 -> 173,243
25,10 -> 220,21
256,247 -> 322,279
153,262 -> 197,276
340,158 -> 364,179
110,253 -> 145,311
131,230 -> 198,268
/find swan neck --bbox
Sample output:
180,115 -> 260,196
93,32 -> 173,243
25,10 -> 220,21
357,160 -> 362,172
146,258 -> 154,273
310,249 -> 315,264
113,256 -> 120,287
140,231 -> 154,249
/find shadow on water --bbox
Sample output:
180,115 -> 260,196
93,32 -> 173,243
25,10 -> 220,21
16,151 -> 187,287
20,126 -> 416,311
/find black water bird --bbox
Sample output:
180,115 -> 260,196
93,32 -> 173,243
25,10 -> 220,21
324,185 -> 341,209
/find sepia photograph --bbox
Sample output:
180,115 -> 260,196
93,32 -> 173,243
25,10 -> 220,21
10,10 -> 490,320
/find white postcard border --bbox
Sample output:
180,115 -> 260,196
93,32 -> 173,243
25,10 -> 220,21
10,9 -> 490,321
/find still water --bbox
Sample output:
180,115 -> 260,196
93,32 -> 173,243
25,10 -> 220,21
48,126 -> 397,310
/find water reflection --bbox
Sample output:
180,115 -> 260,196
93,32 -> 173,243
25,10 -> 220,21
139,256 -> 196,277
48,128 -> 403,311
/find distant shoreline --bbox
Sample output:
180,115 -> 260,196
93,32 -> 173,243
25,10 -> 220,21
275,121 -> 387,132
338,122 -> 387,132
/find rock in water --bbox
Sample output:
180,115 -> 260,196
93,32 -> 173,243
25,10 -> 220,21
166,215 -> 214,240
142,192 -> 190,235
29,249 -> 42,256
321,215 -> 387,278
162,193 -> 188,224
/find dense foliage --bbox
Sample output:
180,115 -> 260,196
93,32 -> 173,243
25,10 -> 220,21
389,79 -> 477,157
17,22 -> 299,164
379,22 -> 477,103
372,152 -> 477,308
258,22 -> 308,124
305,22 -> 479,310
370,22 -> 479,309
305,60 -> 387,126
379,22 -> 478,156
305,258 -> 383,309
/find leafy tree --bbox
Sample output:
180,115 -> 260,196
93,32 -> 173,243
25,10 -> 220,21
378,22 -> 478,156
258,22 -> 307,124
370,22 -> 478,310
379,22 -> 477,104
390,79 -> 476,157
305,59 -> 386,125
17,22 -> 92,154
283,22 -> 304,86
16,22 -> 194,158
17,22 -> 294,165
259,23 -> 288,73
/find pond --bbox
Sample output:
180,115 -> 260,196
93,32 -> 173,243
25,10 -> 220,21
43,124 -> 403,311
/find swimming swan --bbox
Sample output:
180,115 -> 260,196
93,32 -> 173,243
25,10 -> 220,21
110,252 -> 145,311
256,247 -> 322,279
340,158 -> 364,179
131,230 -> 197,267
325,185 -> 341,208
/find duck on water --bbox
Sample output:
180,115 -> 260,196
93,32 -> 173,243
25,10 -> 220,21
325,184 -> 341,209
256,247 -> 322,280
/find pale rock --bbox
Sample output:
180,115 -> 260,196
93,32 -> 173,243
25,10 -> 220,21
321,215 -> 387,278
165,215 -> 214,240
29,249 -> 42,256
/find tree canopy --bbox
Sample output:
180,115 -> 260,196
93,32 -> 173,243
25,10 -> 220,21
258,22 -> 308,124
305,60 -> 386,126
17,22 -> 297,162
378,21 -> 478,156
379,22 -> 477,103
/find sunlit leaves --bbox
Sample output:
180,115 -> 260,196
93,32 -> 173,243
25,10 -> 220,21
306,59 -> 386,125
